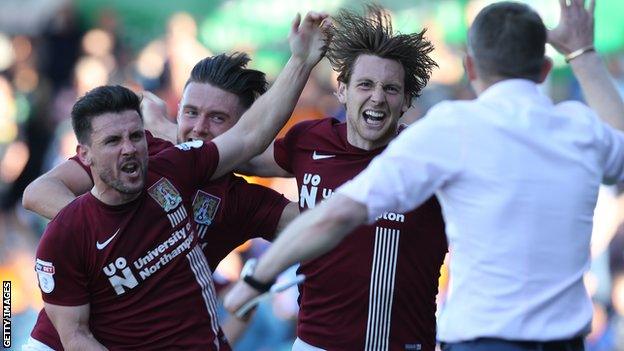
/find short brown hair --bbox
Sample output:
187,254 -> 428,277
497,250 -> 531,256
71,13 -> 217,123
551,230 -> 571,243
71,85 -> 142,145
184,53 -> 267,109
468,2 -> 546,82
327,5 -> 437,100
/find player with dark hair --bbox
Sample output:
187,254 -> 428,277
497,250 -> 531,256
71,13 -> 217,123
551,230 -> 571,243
236,6 -> 446,351
24,52 -> 299,350
29,12 -> 329,350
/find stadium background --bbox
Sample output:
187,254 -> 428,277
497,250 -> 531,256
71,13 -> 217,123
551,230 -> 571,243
1,0 -> 624,349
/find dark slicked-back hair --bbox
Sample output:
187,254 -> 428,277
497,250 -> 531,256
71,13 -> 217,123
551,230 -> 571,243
469,1 -> 546,82
327,5 -> 437,100
184,53 -> 268,109
71,85 -> 142,145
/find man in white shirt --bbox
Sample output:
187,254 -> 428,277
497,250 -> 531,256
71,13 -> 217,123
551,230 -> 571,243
225,1 -> 624,350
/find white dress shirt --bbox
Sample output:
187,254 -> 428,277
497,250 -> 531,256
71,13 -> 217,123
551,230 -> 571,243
338,79 -> 624,342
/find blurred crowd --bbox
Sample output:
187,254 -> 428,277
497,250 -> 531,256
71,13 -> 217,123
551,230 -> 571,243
1,1 -> 624,350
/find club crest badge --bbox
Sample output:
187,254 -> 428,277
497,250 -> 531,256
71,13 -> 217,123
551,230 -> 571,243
148,178 -> 183,212
35,258 -> 55,293
192,190 -> 221,226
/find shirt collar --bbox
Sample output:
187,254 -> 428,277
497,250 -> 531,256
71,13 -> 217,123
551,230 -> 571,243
477,79 -> 543,103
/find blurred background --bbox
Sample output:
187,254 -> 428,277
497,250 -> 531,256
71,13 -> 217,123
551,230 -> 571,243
1,0 -> 624,349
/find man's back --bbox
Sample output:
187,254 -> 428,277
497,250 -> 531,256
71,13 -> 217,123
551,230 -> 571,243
360,79 -> 624,341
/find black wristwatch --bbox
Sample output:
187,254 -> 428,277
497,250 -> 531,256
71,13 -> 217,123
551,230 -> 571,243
240,258 -> 275,293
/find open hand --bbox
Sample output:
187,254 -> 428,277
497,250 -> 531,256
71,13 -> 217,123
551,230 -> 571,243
548,0 -> 595,55
288,11 -> 332,67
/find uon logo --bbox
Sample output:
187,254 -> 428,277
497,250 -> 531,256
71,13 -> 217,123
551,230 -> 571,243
103,257 -> 139,295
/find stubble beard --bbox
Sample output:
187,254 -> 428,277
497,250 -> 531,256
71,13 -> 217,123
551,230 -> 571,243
97,165 -> 146,195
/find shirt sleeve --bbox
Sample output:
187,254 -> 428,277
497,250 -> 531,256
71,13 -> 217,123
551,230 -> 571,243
151,140 -> 220,188
146,130 -> 174,156
273,121 -> 313,174
228,178 -> 291,241
68,155 -> 92,180
598,121 -> 624,184
337,102 -> 463,223
35,216 -> 90,306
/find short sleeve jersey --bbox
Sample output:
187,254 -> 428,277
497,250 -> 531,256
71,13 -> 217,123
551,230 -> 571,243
32,133 -> 288,349
35,140 -> 231,350
274,118 -> 447,351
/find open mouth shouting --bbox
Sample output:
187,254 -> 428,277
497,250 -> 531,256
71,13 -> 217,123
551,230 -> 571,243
362,109 -> 387,127
120,159 -> 141,178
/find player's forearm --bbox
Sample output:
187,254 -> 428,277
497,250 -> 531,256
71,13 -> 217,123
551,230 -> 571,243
22,177 -> 77,219
254,195 -> 366,282
237,57 -> 315,158
147,121 -> 178,144
221,316 -> 250,345
570,51 -> 624,131
61,329 -> 108,351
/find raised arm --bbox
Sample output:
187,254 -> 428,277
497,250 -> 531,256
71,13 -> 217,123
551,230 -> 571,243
45,302 -> 107,351
210,12 -> 330,180
22,160 -> 93,219
548,0 -> 624,130
140,91 -> 178,143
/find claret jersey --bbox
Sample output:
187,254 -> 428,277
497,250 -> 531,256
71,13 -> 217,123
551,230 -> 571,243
31,132 -> 288,349
274,118 -> 447,351
36,140 -> 225,350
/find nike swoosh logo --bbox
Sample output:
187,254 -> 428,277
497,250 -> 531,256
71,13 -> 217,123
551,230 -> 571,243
96,229 -> 120,250
312,151 -> 336,160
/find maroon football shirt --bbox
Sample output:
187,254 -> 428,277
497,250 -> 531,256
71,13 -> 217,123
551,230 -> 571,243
32,132 -> 288,349
36,141 -> 230,350
274,118 -> 447,351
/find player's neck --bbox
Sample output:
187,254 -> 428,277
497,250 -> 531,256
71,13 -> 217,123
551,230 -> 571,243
91,181 -> 141,206
346,128 -> 396,151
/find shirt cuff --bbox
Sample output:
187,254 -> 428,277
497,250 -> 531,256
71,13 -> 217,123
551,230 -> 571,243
336,180 -> 378,224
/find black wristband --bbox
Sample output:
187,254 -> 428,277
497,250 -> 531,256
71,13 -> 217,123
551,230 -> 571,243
240,258 -> 275,293
242,274 -> 275,293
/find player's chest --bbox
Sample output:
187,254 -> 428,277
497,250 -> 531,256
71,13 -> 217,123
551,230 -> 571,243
291,152 -> 373,210
89,181 -> 197,297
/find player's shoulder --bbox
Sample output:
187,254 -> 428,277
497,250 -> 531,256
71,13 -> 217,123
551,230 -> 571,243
554,100 -> 596,124
289,117 -> 341,136
198,172 -> 241,194
45,193 -> 94,240
554,100 -> 611,138
146,130 -> 175,156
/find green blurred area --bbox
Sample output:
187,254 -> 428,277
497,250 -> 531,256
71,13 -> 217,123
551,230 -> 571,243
76,0 -> 624,74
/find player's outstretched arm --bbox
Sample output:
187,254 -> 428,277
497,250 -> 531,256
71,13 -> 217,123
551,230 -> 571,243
224,194 -> 366,315
22,160 -> 93,219
45,302 -> 107,351
210,12 -> 331,180
549,0 -> 624,131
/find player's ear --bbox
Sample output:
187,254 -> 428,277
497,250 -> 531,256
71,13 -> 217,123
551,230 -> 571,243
464,54 -> 478,82
77,143 -> 92,167
536,56 -> 553,84
401,94 -> 410,114
336,82 -> 347,104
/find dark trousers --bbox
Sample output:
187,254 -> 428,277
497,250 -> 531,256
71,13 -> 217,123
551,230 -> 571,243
440,337 -> 585,351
